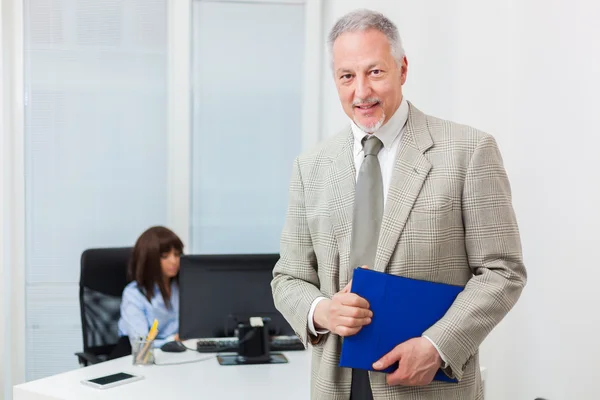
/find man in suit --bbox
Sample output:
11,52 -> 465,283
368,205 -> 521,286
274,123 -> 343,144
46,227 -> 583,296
271,8 -> 526,400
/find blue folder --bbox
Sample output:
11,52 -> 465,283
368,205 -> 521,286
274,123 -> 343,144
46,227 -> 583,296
339,268 -> 463,383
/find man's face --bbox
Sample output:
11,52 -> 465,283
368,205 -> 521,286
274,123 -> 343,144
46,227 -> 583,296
332,29 -> 407,133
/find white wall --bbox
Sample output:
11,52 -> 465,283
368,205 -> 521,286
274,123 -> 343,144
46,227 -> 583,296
321,1 -> 600,399
1,1 -> 7,397
1,0 -> 26,396
506,1 -> 600,398
1,0 -> 7,392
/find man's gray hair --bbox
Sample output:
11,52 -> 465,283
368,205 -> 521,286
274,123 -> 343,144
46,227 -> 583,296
327,9 -> 405,65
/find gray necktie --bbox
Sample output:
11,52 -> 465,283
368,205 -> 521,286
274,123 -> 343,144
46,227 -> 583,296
349,135 -> 384,274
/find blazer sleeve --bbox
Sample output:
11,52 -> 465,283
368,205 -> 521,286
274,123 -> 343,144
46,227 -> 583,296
423,134 -> 527,380
271,157 -> 326,348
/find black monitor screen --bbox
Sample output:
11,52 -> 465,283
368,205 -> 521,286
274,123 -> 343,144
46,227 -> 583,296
178,253 -> 294,339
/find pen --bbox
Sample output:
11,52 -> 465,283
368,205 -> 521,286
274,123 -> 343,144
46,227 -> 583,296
136,319 -> 159,364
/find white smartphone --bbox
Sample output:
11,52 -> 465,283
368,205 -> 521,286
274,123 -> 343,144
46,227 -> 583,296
81,372 -> 144,389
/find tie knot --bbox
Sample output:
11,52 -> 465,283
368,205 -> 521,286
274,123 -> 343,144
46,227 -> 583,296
362,135 -> 383,156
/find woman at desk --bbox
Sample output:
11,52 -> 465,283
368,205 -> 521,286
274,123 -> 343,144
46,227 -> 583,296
117,226 -> 184,351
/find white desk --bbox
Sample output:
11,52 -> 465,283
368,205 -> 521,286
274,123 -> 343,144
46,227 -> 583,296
13,341 -> 311,400
14,342 -> 486,400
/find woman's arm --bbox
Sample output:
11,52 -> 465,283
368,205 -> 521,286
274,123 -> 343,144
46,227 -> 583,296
119,286 -> 150,340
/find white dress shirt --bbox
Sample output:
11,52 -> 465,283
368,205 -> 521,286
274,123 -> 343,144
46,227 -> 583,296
306,97 -> 448,367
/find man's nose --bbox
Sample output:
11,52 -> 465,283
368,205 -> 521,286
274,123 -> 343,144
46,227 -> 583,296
355,76 -> 372,100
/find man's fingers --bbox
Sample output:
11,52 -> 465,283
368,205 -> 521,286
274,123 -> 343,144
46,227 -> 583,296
340,293 -> 370,309
386,369 -> 410,386
373,346 -> 403,370
339,305 -> 373,319
342,266 -> 369,294
341,280 -> 352,293
334,325 -> 362,337
336,315 -> 372,328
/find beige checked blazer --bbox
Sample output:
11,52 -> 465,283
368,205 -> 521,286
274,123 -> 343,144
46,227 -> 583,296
271,102 -> 527,400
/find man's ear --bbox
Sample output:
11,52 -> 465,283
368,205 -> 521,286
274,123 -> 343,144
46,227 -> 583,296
400,56 -> 408,84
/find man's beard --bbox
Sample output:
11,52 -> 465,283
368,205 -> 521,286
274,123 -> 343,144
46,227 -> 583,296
354,113 -> 385,133
352,97 -> 385,133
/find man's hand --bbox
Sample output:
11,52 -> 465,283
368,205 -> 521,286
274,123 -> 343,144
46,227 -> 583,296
313,273 -> 372,337
372,337 -> 442,386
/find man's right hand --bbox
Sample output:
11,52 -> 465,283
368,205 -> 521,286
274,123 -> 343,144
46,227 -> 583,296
313,279 -> 373,337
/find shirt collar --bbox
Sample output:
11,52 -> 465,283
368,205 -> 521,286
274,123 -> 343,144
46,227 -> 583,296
351,97 -> 409,156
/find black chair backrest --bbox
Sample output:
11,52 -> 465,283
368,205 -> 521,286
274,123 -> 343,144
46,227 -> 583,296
79,247 -> 132,358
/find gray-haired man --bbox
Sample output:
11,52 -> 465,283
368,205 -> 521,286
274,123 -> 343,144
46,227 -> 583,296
272,8 -> 526,399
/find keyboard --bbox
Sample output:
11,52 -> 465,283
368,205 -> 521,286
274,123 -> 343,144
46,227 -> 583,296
271,335 -> 305,351
196,335 -> 305,353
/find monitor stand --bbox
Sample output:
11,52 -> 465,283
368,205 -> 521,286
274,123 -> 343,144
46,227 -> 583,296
217,352 -> 288,366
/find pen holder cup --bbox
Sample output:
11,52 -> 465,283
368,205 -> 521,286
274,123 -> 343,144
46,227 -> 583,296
131,337 -> 155,366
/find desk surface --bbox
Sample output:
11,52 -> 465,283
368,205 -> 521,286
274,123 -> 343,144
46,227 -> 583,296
14,343 -> 487,400
13,341 -> 311,400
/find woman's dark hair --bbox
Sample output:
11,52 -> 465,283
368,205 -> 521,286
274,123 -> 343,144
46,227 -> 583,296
128,226 -> 184,309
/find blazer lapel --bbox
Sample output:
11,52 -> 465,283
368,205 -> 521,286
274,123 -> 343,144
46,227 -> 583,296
374,103 -> 433,272
326,131 -> 355,285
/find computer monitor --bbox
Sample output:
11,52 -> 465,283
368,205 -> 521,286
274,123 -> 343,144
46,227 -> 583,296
178,253 -> 295,339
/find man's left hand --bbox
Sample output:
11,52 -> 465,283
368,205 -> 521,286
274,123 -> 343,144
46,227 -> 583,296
372,337 -> 442,386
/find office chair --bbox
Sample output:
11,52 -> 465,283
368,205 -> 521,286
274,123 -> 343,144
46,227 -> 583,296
75,247 -> 132,366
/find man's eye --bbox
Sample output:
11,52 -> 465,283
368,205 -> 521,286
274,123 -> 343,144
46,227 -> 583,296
371,69 -> 381,75
340,74 -> 352,80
